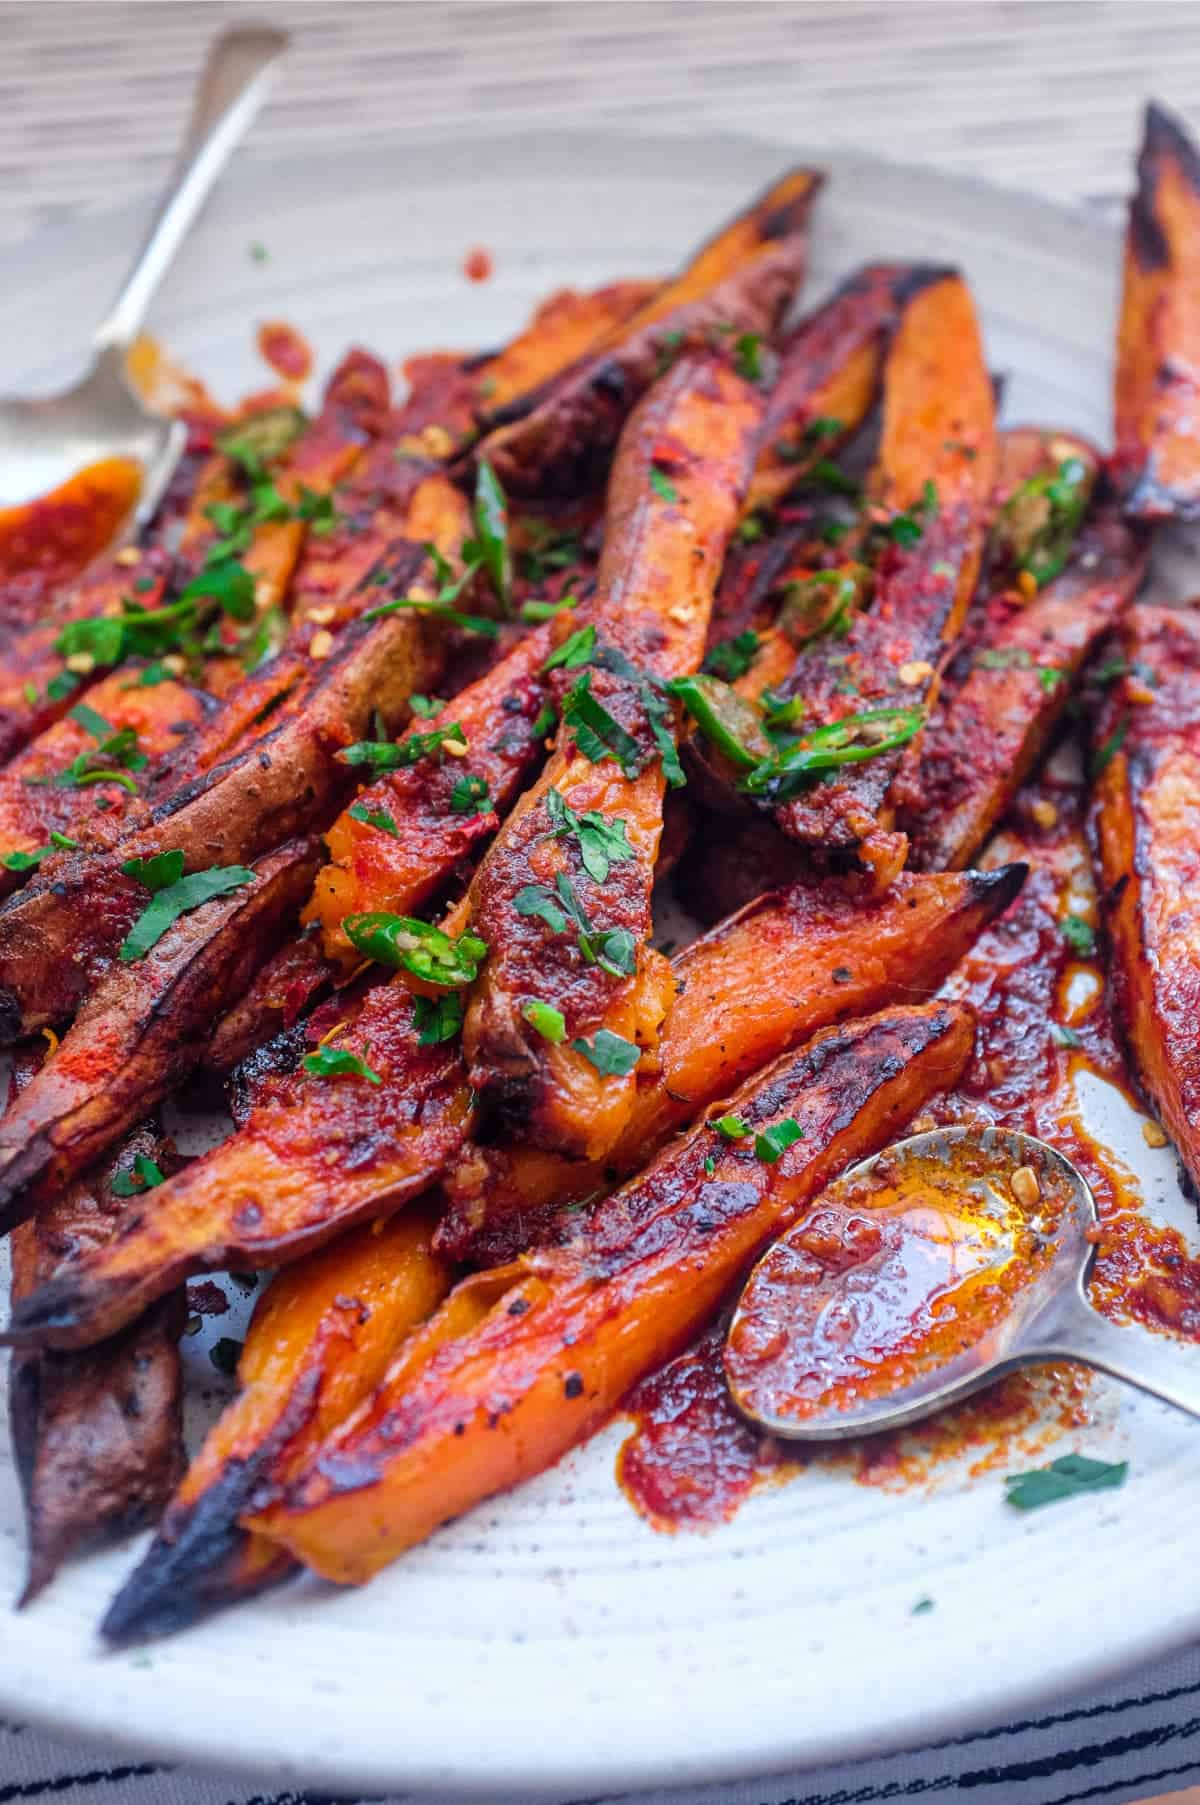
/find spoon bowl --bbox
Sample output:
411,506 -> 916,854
726,1124 -> 1200,1440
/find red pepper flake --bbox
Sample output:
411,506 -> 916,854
462,246 -> 494,284
256,320 -> 313,382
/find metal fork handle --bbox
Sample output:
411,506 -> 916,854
93,24 -> 288,351
1027,1289 -> 1200,1423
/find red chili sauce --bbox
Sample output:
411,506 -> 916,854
462,246 -> 494,284
256,320 -> 313,383
618,774 -> 1200,1531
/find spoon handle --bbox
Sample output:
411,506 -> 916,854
1031,1293 -> 1200,1422
92,24 -> 288,351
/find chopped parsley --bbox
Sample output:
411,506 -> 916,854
520,594 -> 578,623
702,630 -> 760,683
542,624 -> 596,672
1037,666 -> 1063,693
1060,914 -> 1096,957
649,465 -> 678,504
450,774 -> 492,816
2,831 -> 79,873
465,460 -> 512,609
562,673 -> 643,778
545,785 -> 636,884
118,859 -> 255,961
349,801 -> 399,836
1091,719 -> 1128,777
734,332 -> 763,382
1004,1453 -> 1127,1511
713,1114 -> 750,1140
516,873 -> 636,975
302,1045 -> 382,1085
412,993 -> 464,1045
754,1118 -> 805,1163
111,1153 -> 166,1197
572,1028 -> 641,1076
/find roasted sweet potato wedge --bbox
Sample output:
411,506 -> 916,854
0,670 -> 215,888
251,1002 -> 972,1585
755,272 -> 997,885
1092,604 -> 1200,1188
101,1205 -> 450,1641
303,605 -> 557,962
1113,103 -> 1200,518
0,589 -> 443,1039
203,926 -> 340,1076
0,837 -> 321,1229
9,1117 -> 184,1603
745,262 -> 943,515
0,547 -> 177,769
4,978 -> 473,1351
905,490 -> 1146,871
464,354 -> 763,1157
441,862 -> 1024,1260
478,168 -> 822,494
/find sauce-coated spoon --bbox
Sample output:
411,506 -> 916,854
726,1125 -> 1200,1439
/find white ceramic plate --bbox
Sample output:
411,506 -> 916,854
1,132 -> 1199,1802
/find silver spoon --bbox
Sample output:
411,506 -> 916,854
726,1124 -> 1200,1440
0,23 -> 288,521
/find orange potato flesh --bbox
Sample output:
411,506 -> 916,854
250,1003 -> 973,1585
440,863 -> 1025,1260
4,980 -> 474,1351
1093,604 -> 1200,1189
1114,103 -> 1200,518
99,1206 -> 450,1641
463,355 -> 764,1157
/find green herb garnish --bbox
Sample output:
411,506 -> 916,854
543,624 -> 596,672
649,465 -> 678,504
713,1114 -> 750,1140
302,1045 -> 382,1085
734,332 -> 763,382
119,860 -> 255,961
743,706 -> 924,802
754,1117 -> 805,1163
572,1028 -> 641,1077
562,672 -> 644,779
349,801 -> 399,836
111,1153 -> 166,1197
523,999 -> 566,1043
1061,914 -> 1096,957
545,786 -> 636,884
702,630 -> 760,683
343,912 -> 488,987
450,774 -> 492,816
412,993 -> 464,1045
1004,1453 -> 1127,1511
338,724 -> 468,771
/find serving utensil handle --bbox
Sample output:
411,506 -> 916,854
1029,1292 -> 1200,1422
93,24 -> 288,351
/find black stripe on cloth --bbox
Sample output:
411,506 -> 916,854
733,1713 -> 1200,1805
958,1712 -> 1200,1789
0,1763 -> 159,1803
1042,1753 -> 1200,1805
228,1793 -> 390,1805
